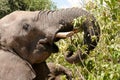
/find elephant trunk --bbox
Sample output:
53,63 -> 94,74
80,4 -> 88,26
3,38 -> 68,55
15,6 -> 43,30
64,50 -> 87,64
64,16 -> 100,64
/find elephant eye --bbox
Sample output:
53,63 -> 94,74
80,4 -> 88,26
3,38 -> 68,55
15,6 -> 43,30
23,23 -> 31,31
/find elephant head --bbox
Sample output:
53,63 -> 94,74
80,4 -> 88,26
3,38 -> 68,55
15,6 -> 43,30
0,11 -> 59,64
0,8 -> 100,64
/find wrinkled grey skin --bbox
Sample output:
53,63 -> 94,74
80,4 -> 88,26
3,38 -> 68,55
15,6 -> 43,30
32,62 -> 72,80
0,8 -> 100,80
47,63 -> 72,80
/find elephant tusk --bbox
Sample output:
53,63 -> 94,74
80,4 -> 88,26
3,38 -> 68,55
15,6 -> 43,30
55,29 -> 79,39
55,31 -> 74,39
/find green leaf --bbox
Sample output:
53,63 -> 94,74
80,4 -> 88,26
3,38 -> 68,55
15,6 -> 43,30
100,0 -> 103,4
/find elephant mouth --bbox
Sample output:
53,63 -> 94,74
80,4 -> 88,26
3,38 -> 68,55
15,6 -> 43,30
51,29 -> 78,53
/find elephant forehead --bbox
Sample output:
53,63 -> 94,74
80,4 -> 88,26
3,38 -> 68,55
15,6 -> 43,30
12,11 -> 36,17
1,11 -> 37,23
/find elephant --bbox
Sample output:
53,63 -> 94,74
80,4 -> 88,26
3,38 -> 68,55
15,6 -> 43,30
0,8 -> 100,80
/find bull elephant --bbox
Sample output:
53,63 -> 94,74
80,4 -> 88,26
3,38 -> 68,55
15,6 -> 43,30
0,8 -> 100,80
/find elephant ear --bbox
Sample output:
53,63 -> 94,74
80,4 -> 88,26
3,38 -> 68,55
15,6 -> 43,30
0,50 -> 36,80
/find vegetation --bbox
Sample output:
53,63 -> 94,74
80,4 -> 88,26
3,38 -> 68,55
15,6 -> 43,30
47,0 -> 120,80
0,0 -> 56,18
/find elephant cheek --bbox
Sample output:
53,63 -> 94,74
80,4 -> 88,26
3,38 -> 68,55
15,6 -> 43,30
0,36 -> 14,48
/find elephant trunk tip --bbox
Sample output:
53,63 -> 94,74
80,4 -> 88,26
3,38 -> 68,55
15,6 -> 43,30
65,51 -> 74,58
64,50 -> 85,64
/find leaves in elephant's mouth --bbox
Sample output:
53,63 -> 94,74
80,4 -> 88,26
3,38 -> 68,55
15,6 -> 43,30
72,16 -> 87,31
65,16 -> 88,53
66,32 -> 88,53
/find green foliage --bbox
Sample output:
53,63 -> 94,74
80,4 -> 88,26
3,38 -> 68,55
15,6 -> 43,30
0,0 -> 10,18
26,0 -> 56,11
73,16 -> 86,30
0,0 -> 56,18
47,0 -> 120,80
